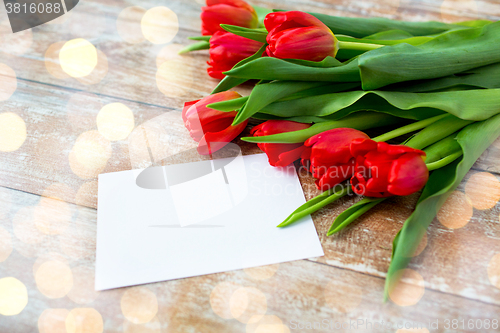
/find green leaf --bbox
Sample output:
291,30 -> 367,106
207,96 -> 249,112
364,30 -> 415,40
258,89 -> 500,122
384,113 -> 500,301
232,81 -> 354,125
212,44 -> 267,94
242,111 -> 403,144
306,11 -> 469,38
391,62 -> 500,92
224,56 -> 361,82
278,187 -> 350,228
178,41 -> 210,54
359,22 -> 500,89
220,24 -> 268,43
327,197 -> 385,235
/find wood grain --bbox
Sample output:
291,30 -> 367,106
1,0 -> 500,331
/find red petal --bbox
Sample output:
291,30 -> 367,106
197,120 -> 248,155
387,154 -> 429,196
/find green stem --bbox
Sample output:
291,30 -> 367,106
178,41 -> 210,54
372,114 -> 447,142
338,41 -> 384,52
278,186 -> 350,227
426,151 -> 463,171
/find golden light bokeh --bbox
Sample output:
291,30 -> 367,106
487,253 -> 500,289
0,277 -> 28,316
33,252 -> 68,278
437,190 -> 473,229
67,92 -> 101,132
246,315 -> 290,333
155,43 -> 187,68
0,112 -> 26,152
12,206 -> 46,244
68,265 -> 100,304
210,281 -> 242,319
76,49 -> 109,85
97,103 -> 135,141
244,264 -> 280,281
230,287 -> 268,324
141,7 -> 179,44
441,0 -> 478,23
69,131 -> 112,179
65,308 -> 104,333
117,6 -> 147,44
75,181 -> 98,208
0,226 -> 12,262
123,316 -> 162,333
121,287 -> 159,324
324,281 -> 363,313
465,172 -> 500,210
59,39 -> 98,78
34,197 -> 71,235
45,42 -> 71,80
389,269 -> 425,307
38,309 -> 70,333
35,260 -> 74,299
0,20 -> 33,55
156,47 -> 194,98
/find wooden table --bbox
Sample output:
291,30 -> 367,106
1,0 -> 500,332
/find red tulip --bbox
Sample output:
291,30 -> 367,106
182,91 -> 248,155
201,0 -> 259,36
350,139 -> 429,197
250,120 -> 311,167
208,31 -> 264,80
264,11 -> 339,62
301,128 -> 370,191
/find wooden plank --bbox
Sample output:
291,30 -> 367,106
1,186 -> 500,333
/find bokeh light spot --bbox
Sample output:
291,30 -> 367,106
69,131 -> 111,179
244,264 -> 279,280
97,103 -> 135,141
465,172 -> 500,210
35,260 -> 73,299
437,190 -> 473,229
141,7 -> 179,44
246,315 -> 290,333
65,308 -> 103,333
0,112 -> 26,152
123,316 -> 162,333
59,39 -> 98,78
230,287 -> 267,324
487,253 -> 500,289
38,309 -> 70,333
389,269 -> 425,307
121,287 -> 158,324
0,277 -> 28,316
45,42 -> 71,80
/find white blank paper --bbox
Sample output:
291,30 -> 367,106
95,153 -> 324,290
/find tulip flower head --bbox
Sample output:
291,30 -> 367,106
264,11 -> 339,62
301,128 -> 370,191
208,31 -> 264,80
201,0 -> 259,36
182,91 -> 248,155
251,120 -> 311,167
350,139 -> 429,197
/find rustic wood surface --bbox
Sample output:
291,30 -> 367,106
1,0 -> 500,332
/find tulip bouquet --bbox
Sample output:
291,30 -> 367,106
180,0 -> 500,300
